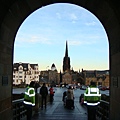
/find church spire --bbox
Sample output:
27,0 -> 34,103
65,41 -> 68,57
63,40 -> 71,72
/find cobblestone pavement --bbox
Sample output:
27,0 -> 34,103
32,88 -> 88,120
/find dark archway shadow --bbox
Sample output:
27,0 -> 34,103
0,0 -> 120,119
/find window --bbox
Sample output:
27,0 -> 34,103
19,67 -> 23,70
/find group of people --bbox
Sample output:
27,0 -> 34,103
62,86 -> 74,108
23,81 -> 101,120
62,86 -> 75,108
23,82 -> 55,120
63,81 -> 101,119
40,83 -> 55,109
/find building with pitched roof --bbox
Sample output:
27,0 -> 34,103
13,62 -> 40,85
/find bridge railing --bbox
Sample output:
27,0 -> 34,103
12,93 -> 50,120
96,100 -> 110,120
12,94 -> 109,120
12,98 -> 26,120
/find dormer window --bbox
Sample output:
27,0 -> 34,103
19,67 -> 23,70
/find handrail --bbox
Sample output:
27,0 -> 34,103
12,98 -> 26,120
12,94 -> 50,119
96,100 -> 109,120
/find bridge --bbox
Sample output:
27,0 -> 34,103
0,0 -> 120,119
12,88 -> 109,120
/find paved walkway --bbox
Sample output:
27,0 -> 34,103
32,102 -> 87,120
32,100 -> 88,120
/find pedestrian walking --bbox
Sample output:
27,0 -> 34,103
23,81 -> 35,120
64,86 -> 75,109
66,86 -> 74,100
39,83 -> 48,109
49,86 -> 55,103
84,81 -> 101,120
62,91 -> 67,104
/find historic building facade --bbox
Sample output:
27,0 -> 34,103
40,63 -> 59,86
13,62 -> 39,85
62,41 -> 72,84
13,42 -> 109,87
81,69 -> 109,86
49,63 -> 58,85
61,41 -> 109,86
62,72 -> 72,84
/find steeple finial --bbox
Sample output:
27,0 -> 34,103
65,41 -> 68,57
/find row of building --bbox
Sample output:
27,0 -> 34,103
13,41 -> 109,87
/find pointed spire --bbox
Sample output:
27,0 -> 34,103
60,69 -> 62,83
65,40 -> 68,57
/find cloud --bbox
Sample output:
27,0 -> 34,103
29,36 -> 51,44
68,40 -> 81,45
85,21 -> 96,26
68,40 -> 94,46
68,36 -> 100,46
56,12 -> 78,23
15,34 -> 52,46
69,13 -> 78,21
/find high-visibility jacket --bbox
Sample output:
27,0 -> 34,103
23,86 -> 35,106
84,86 -> 101,106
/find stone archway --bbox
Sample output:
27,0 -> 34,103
0,0 -> 120,119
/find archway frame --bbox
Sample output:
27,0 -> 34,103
0,0 -> 120,119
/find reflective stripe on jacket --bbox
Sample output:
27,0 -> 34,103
23,86 -> 35,106
84,86 -> 101,106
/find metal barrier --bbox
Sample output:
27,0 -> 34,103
12,94 -> 50,120
12,99 -> 26,120
96,100 -> 110,120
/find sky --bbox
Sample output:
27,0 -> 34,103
14,3 -> 109,72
